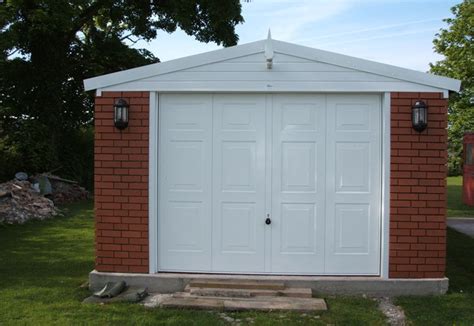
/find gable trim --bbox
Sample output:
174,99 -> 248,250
84,40 -> 265,91
83,39 -> 460,93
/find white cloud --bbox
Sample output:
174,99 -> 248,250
240,0 -> 354,41
129,0 -> 455,71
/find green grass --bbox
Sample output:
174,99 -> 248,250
395,228 -> 474,326
447,176 -> 474,217
0,200 -> 386,325
1,188 -> 473,325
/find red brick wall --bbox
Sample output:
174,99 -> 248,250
94,91 -> 149,273
389,92 -> 448,278
93,91 -> 449,278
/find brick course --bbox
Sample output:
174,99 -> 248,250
389,92 -> 448,278
93,91 -> 448,278
94,91 -> 149,273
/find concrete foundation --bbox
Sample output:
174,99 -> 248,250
89,270 -> 449,297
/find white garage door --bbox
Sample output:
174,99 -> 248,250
158,93 -> 381,275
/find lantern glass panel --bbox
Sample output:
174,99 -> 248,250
412,101 -> 427,132
114,99 -> 129,130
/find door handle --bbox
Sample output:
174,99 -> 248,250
265,214 -> 271,225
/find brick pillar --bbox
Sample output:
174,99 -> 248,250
389,92 -> 448,278
94,91 -> 150,273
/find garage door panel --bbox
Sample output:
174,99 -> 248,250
158,94 -> 213,271
335,142 -> 370,193
158,93 -> 382,275
281,141 -> 317,192
167,140 -> 205,192
271,94 -> 326,273
212,95 -> 266,272
221,141 -> 257,192
220,202 -> 257,253
164,201 -> 207,252
279,203 -> 317,253
221,105 -> 258,131
325,94 -> 381,275
335,104 -> 371,131
334,203 -> 370,254
164,105 -> 209,131
280,103 -> 319,132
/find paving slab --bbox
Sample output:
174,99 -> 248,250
188,279 -> 285,290
223,297 -> 327,312
447,218 -> 474,237
160,297 -> 225,310
187,286 -> 312,298
155,293 -> 326,312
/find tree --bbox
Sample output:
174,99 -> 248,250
0,1 -> 244,187
430,0 -> 474,175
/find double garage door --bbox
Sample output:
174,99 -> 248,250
158,93 -> 382,275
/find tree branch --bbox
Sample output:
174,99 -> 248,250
69,0 -> 112,38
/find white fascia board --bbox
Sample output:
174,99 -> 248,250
83,40 -> 266,91
84,38 -> 461,93
272,40 -> 461,92
98,81 -> 448,94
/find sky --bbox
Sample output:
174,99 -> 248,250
132,0 -> 459,72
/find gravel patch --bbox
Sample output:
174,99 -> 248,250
376,297 -> 406,326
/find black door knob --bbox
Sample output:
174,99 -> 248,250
265,218 -> 271,225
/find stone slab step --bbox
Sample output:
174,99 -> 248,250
161,297 -> 224,310
185,285 -> 312,298
187,279 -> 285,291
160,295 -> 327,312
223,297 -> 327,312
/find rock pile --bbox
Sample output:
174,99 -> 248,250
0,173 -> 90,224
0,180 -> 59,224
41,174 -> 89,204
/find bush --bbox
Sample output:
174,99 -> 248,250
0,124 -> 94,190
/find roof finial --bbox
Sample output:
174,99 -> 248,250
265,28 -> 273,69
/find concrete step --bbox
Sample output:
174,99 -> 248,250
187,279 -> 285,291
160,294 -> 327,312
185,285 -> 312,298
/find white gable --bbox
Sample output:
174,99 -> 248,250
84,39 -> 460,96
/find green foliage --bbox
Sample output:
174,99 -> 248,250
430,0 -> 474,175
0,0 -> 244,187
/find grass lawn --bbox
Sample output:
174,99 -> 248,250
0,200 -> 386,325
395,228 -> 474,326
1,185 -> 473,325
447,176 -> 474,217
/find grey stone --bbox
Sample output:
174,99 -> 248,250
160,297 -> 225,310
447,218 -> 474,237
187,285 -> 312,298
89,270 -> 449,297
188,279 -> 285,290
222,297 -> 327,312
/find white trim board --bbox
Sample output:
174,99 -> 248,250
380,92 -> 391,279
84,39 -> 460,94
148,92 -> 159,273
150,92 -> 388,275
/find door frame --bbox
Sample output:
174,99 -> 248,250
148,91 -> 391,278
